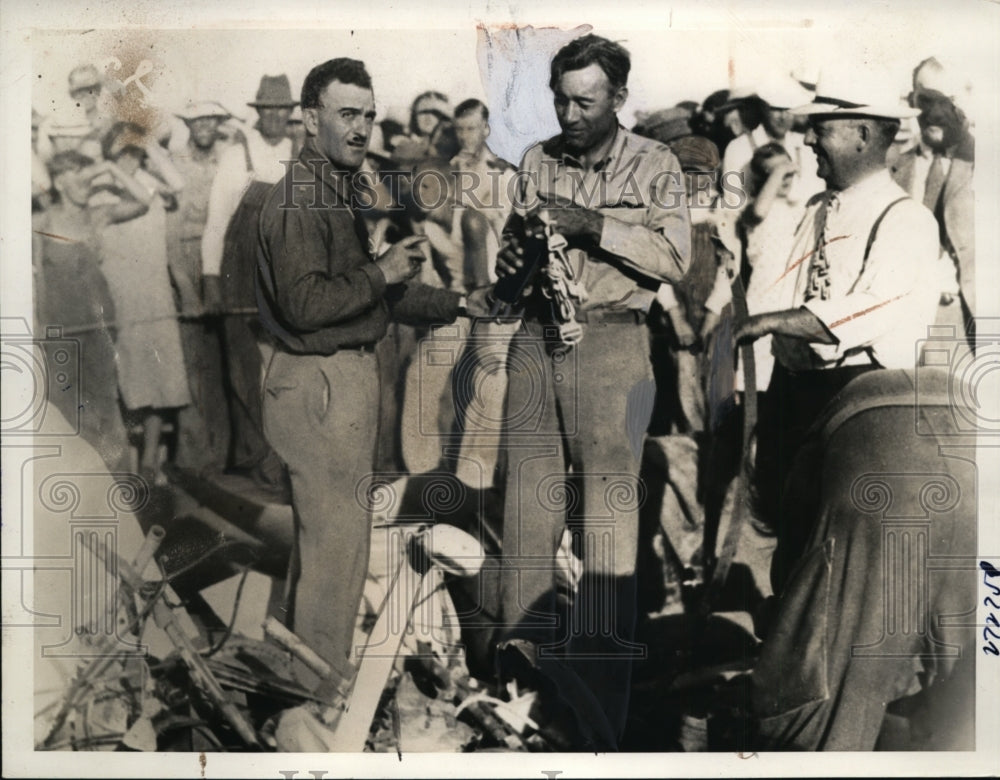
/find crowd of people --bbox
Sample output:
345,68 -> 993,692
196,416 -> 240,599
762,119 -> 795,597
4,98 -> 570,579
30,35 -> 977,752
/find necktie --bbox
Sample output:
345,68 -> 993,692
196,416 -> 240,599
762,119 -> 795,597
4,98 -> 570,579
923,153 -> 946,212
804,193 -> 839,302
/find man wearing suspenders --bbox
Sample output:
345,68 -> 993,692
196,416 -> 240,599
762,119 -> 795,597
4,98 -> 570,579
734,72 -> 940,541
734,71 -> 951,749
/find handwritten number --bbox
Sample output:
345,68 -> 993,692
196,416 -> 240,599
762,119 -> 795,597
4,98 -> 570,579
982,562 -> 1000,657
983,570 -> 1000,597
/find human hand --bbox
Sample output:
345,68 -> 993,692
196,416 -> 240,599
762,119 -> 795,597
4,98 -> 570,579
699,310 -> 721,348
496,230 -> 527,279
771,158 -> 798,178
376,235 -> 428,285
462,286 -> 494,318
667,306 -> 698,350
539,195 -> 602,240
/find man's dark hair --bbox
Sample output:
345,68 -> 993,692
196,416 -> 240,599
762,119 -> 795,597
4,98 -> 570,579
454,98 -> 488,121
301,58 -> 372,109
549,34 -> 631,92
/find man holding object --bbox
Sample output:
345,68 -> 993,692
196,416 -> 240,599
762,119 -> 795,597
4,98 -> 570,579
257,58 -> 490,709
493,34 -> 690,749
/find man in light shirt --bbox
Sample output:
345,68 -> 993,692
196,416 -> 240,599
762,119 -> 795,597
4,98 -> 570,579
735,73 -> 964,750
735,73 -> 939,535
890,57 -> 975,357
492,34 -> 690,749
201,75 -> 299,490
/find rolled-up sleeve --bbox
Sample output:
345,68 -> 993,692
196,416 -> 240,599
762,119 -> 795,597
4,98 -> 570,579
261,199 -> 386,331
803,201 -> 939,362
598,149 -> 691,284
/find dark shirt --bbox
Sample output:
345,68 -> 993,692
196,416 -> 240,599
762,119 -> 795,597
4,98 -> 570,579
258,138 -> 461,355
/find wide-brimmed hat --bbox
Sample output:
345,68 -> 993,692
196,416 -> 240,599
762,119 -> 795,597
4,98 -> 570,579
248,74 -> 298,108
791,70 -> 919,119
68,64 -> 101,93
47,103 -> 92,137
176,100 -> 231,122
756,75 -> 813,111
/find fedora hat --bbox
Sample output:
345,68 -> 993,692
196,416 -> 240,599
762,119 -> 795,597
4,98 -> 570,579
176,100 -> 231,122
248,74 -> 298,108
791,69 -> 919,119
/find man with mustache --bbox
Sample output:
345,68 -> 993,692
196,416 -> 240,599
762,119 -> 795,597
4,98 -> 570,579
256,58 -> 490,711
891,57 -> 976,357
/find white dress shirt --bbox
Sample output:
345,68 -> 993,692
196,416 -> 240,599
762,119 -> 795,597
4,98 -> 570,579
771,169 -> 940,371
201,128 -> 293,276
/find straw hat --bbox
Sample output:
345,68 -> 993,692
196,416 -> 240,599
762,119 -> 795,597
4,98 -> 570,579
791,69 -> 919,119
176,100 -> 231,122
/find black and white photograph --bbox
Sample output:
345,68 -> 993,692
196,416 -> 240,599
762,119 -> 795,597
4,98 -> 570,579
2,0 -> 999,776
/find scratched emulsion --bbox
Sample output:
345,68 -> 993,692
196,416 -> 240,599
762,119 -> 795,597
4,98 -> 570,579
475,24 -> 590,165
94,31 -> 165,134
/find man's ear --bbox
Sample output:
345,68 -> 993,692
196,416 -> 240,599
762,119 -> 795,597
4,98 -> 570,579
856,121 -> 871,151
612,85 -> 629,114
303,107 -> 320,137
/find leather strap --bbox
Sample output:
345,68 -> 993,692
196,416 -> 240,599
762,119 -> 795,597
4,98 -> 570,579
701,266 -> 757,615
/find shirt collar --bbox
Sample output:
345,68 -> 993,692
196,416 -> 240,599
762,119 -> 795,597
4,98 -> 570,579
830,168 -> 894,205
542,124 -> 629,173
299,137 -> 353,202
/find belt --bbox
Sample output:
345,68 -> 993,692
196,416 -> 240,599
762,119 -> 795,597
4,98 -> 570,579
574,307 -> 646,325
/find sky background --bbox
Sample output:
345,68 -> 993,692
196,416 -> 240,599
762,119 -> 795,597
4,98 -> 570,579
27,1 -> 995,165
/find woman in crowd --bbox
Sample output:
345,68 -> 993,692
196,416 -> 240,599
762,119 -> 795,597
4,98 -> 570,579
33,150 -> 152,471
98,121 -> 191,483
